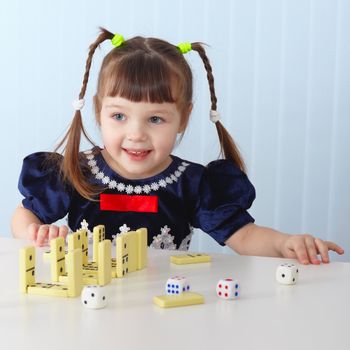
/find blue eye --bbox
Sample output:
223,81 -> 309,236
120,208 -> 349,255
149,116 -> 163,124
112,113 -> 125,121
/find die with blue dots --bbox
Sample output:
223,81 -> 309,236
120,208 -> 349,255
165,276 -> 190,295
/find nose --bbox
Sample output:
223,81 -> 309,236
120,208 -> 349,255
126,120 -> 147,142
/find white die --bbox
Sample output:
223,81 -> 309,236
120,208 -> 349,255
165,276 -> 190,295
81,285 -> 108,309
276,263 -> 299,285
216,278 -> 240,300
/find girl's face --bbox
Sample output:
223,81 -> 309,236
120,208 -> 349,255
99,96 -> 185,179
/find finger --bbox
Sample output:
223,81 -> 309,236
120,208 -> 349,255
325,241 -> 345,255
304,235 -> 321,265
36,225 -> 50,247
292,240 -> 310,265
58,226 -> 69,240
28,223 -> 40,241
48,225 -> 59,241
314,238 -> 330,263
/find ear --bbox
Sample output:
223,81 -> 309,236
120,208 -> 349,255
93,95 -> 101,125
178,103 -> 193,133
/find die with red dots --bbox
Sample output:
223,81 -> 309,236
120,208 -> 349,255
216,278 -> 240,300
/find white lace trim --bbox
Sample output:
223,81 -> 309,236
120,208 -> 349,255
150,225 -> 177,250
84,149 -> 190,194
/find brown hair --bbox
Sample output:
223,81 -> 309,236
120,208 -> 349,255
54,27 -> 246,200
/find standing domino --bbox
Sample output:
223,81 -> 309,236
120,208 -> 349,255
276,263 -> 299,285
216,278 -> 240,300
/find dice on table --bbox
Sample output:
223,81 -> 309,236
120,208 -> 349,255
276,263 -> 299,285
81,285 -> 108,309
216,278 -> 240,300
165,276 -> 190,295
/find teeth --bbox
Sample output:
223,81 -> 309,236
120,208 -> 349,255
128,150 -> 146,155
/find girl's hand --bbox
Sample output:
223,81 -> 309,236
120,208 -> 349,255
28,223 -> 68,247
280,234 -> 344,265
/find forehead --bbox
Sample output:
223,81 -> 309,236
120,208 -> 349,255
102,96 -> 180,114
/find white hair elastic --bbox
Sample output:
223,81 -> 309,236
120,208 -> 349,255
210,110 -> 221,123
73,99 -> 85,111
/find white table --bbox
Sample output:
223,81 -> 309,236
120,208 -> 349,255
0,237 -> 349,350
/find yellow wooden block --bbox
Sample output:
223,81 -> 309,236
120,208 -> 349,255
170,253 -> 212,265
92,225 -> 105,263
136,228 -> 148,270
98,240 -> 112,286
67,249 -> 83,297
153,292 -> 205,308
19,246 -> 36,293
50,237 -> 66,282
116,231 -> 137,277
28,283 -> 69,297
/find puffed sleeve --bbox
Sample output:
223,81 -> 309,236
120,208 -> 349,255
18,152 -> 72,224
192,160 -> 256,246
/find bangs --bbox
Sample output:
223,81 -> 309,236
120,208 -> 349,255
101,53 -> 180,104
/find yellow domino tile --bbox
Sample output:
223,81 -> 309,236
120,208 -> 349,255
92,225 -> 105,263
79,229 -> 89,265
153,292 -> 205,308
136,228 -> 148,270
59,272 -> 98,285
27,283 -> 69,297
19,246 -> 36,293
82,263 -> 98,275
170,253 -> 212,265
50,237 -> 66,282
116,231 -> 137,277
67,249 -> 83,297
98,240 -> 112,286
67,231 -> 82,250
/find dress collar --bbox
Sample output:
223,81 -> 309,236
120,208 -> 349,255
83,147 -> 190,194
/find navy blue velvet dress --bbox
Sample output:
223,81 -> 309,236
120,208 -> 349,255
18,147 -> 255,250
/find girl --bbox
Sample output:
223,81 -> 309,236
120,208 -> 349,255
12,27 -> 344,265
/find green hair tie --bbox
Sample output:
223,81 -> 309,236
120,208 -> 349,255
111,33 -> 125,47
177,42 -> 192,54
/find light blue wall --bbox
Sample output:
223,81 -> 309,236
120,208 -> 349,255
1,0 -> 349,261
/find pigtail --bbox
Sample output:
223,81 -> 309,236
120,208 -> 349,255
54,28 -> 115,200
191,43 -> 246,173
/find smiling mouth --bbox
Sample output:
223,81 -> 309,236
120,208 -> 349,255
123,148 -> 151,159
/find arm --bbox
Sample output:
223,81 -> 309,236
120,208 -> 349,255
225,223 -> 344,265
11,204 -> 68,246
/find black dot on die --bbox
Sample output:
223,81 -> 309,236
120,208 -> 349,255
282,274 -> 285,278
103,296 -> 105,300
29,255 -> 32,261
293,278 -> 295,282
296,269 -> 299,273
91,293 -> 95,298
84,301 -> 87,304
